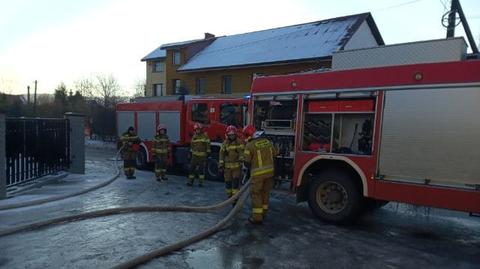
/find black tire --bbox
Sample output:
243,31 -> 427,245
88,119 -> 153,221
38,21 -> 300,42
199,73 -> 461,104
206,155 -> 222,181
136,147 -> 148,170
307,169 -> 363,224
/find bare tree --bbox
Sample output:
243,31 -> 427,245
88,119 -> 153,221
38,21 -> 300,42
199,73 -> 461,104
75,74 -> 122,108
133,78 -> 146,98
94,73 -> 121,108
74,77 -> 96,99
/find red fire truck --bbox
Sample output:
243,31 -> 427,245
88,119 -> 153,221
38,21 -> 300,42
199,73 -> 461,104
116,95 -> 248,180
250,58 -> 480,223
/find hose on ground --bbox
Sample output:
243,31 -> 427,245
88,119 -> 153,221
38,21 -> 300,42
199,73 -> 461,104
0,149 -> 253,269
0,178 -> 251,237
112,187 -> 250,269
0,147 -> 124,211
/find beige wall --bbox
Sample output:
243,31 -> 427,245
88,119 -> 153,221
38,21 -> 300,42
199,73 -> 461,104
145,60 -> 166,96
165,48 -> 331,95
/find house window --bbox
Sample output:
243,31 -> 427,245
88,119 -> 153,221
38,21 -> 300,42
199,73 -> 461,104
153,84 -> 163,96
222,75 -> 232,94
173,51 -> 181,65
172,79 -> 182,94
196,78 -> 207,95
153,62 -> 164,72
191,103 -> 209,124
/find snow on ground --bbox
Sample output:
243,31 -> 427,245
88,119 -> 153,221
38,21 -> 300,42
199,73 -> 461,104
85,137 -> 117,150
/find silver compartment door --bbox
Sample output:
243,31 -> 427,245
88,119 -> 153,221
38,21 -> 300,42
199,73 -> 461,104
117,112 -> 135,137
137,112 -> 156,141
378,86 -> 480,187
159,111 -> 181,143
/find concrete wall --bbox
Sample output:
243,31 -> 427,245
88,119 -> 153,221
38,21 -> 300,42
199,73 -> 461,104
65,113 -> 85,174
0,114 -> 5,199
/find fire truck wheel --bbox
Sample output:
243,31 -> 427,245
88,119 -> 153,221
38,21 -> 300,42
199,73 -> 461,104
307,170 -> 363,223
206,157 -> 222,181
136,147 -> 148,170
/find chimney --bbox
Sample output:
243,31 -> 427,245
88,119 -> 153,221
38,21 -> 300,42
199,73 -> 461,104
204,33 -> 215,39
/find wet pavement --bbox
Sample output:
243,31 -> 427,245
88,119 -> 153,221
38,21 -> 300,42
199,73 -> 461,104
0,146 -> 479,268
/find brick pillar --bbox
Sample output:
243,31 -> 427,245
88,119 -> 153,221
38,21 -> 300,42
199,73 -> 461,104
0,113 -> 6,199
65,112 -> 85,174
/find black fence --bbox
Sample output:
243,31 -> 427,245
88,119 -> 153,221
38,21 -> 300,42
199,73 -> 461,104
5,118 -> 70,187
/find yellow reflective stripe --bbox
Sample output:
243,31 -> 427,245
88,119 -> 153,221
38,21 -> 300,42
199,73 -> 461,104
232,189 -> 239,195
226,145 -> 243,150
252,167 -> 274,176
199,175 -> 205,179
263,205 -> 268,210
225,189 -> 232,195
257,150 -> 263,167
252,208 -> 263,214
219,160 -> 224,164
192,152 -> 207,156
244,149 -> 251,156
154,149 -> 168,153
192,139 -> 210,143
225,163 -> 241,168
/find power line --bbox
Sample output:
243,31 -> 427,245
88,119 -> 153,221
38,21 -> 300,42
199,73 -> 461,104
373,0 -> 423,12
439,0 -> 449,11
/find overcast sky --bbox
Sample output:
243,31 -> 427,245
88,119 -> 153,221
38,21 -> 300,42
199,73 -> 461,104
0,0 -> 479,95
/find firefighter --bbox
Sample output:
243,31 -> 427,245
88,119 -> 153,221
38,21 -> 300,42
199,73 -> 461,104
120,126 -> 141,179
243,124 -> 276,224
188,123 -> 211,187
152,124 -> 170,181
219,125 -> 244,200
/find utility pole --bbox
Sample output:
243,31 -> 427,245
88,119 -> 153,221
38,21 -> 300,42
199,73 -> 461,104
446,0 -> 459,38
33,80 -> 37,116
445,0 -> 479,53
27,85 -> 30,104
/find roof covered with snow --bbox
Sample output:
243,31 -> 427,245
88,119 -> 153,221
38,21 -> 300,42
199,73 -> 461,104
178,13 -> 382,71
141,46 -> 166,61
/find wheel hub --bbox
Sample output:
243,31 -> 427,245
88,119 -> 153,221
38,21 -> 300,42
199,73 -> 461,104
316,181 -> 348,214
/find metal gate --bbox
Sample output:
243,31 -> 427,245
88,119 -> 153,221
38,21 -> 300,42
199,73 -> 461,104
5,118 -> 70,187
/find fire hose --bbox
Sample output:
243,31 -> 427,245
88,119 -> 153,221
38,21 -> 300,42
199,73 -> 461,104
0,147 -> 252,268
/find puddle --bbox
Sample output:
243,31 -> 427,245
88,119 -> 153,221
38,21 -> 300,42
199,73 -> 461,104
186,247 -> 244,269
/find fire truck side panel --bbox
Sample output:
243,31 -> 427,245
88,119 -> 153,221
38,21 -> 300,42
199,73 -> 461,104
137,112 -> 156,141
373,180 -> 480,213
250,60 -> 480,95
158,111 -> 181,144
116,111 -> 135,137
378,86 -> 480,187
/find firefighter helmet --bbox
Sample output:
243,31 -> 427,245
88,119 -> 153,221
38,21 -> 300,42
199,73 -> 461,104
242,125 -> 256,137
193,123 -> 203,131
225,125 -> 237,135
157,124 -> 166,132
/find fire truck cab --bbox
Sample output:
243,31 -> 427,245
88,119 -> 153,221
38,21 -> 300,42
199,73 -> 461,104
250,46 -> 480,223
